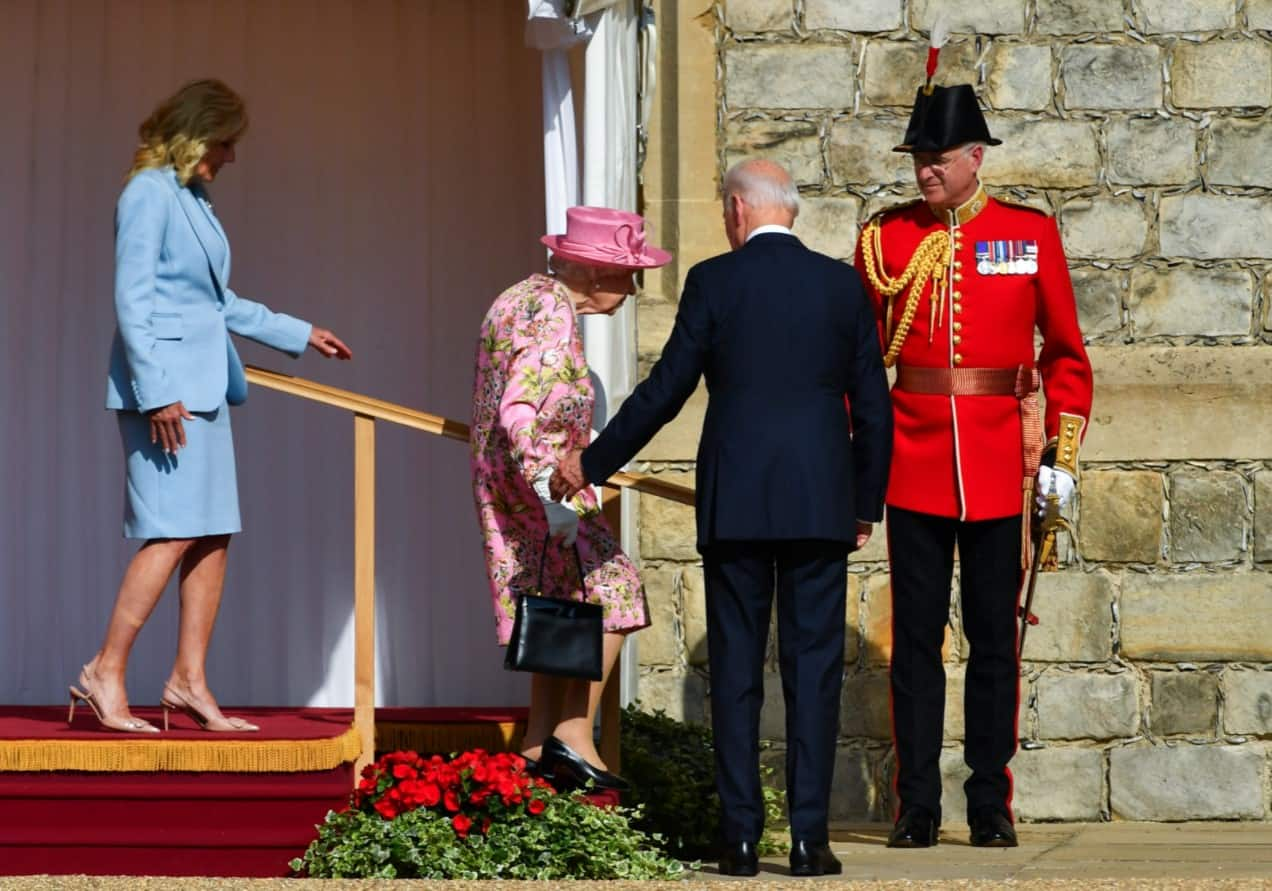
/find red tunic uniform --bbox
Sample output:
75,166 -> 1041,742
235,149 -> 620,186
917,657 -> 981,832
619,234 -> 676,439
854,187 -> 1093,520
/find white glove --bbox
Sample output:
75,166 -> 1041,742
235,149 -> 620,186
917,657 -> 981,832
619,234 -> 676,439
1035,465 -> 1076,515
533,467 -> 579,546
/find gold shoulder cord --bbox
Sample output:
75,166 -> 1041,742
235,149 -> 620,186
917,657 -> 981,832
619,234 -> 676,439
860,218 -> 951,367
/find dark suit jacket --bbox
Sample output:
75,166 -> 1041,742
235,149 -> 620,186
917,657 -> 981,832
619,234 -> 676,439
582,232 -> 892,550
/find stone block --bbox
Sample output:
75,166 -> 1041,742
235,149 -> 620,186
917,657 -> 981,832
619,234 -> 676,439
637,383 -> 706,461
939,748 -> 972,821
944,665 -> 966,742
1255,471 -> 1272,563
863,571 -> 951,665
759,672 -> 786,739
844,574 -> 863,665
639,566 -> 682,667
1036,670 -> 1139,740
1078,470 -> 1163,562
1128,266 -> 1253,337
1106,117 -> 1197,186
1020,570 -> 1115,663
638,470 -> 698,561
849,514 -> 889,563
828,117 -> 914,186
1062,45 -> 1163,110
681,565 -> 709,666
636,297 -> 678,373
1082,345 -> 1272,462
1139,0 -> 1235,33
1058,196 -> 1150,260
1109,742 -> 1265,820
726,44 -> 856,110
1250,0 -> 1272,30
1011,746 -> 1105,821
862,39 -> 979,107
1171,41 -> 1272,109
1069,267 -> 1124,336
805,0 -> 902,32
1121,573 -> 1272,661
1222,669 -> 1272,735
1168,470 -> 1246,564
980,117 -> 1101,188
725,118 -> 825,187
726,0 -> 793,32
841,669 -> 892,738
986,44 -> 1053,111
637,670 -> 708,724
911,0 -> 1027,34
1151,670 -> 1219,736
793,195 -> 862,261
830,747 -> 877,821
1035,0 -> 1125,34
1208,117 -> 1272,188
1160,194 -> 1272,260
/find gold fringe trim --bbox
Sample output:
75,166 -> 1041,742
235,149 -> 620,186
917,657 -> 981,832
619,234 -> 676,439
375,721 -> 524,756
0,726 -> 361,773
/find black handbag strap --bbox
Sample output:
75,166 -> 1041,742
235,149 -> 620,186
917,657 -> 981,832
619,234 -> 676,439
536,532 -> 586,597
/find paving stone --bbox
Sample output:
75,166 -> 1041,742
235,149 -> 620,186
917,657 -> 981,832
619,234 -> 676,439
1012,746 -> 1105,821
726,44 -> 857,109
1151,670 -> 1219,736
1106,116 -> 1197,186
1208,117 -> 1272,188
724,118 -> 825,187
1160,194 -> 1272,260
1070,267 -> 1125,336
1139,0 -> 1236,33
985,44 -> 1053,111
1035,0 -> 1125,34
726,0 -> 793,32
828,116 -> 917,186
1222,668 -> 1272,735
1062,45 -> 1163,110
1036,670 -> 1139,740
793,195 -> 862,261
980,117 -> 1101,188
805,0 -> 902,32
1168,470 -> 1246,564
1058,196 -> 1150,259
1251,0 -> 1272,29
1121,572 -> 1272,661
1171,40 -> 1272,109
1020,569 -> 1115,663
1109,742 -> 1265,820
1078,470 -> 1163,563
1128,266 -> 1253,337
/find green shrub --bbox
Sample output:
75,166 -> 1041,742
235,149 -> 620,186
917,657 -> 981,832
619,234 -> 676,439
620,704 -> 788,858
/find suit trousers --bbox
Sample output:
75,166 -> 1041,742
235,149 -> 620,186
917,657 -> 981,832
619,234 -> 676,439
886,506 -> 1022,823
702,539 -> 849,844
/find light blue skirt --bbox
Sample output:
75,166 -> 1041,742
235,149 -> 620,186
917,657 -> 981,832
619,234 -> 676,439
117,405 -> 242,539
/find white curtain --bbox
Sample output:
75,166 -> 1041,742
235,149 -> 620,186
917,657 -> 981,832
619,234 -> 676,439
0,0 -> 546,708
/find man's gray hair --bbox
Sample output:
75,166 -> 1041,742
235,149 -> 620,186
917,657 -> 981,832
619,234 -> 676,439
723,158 -> 800,219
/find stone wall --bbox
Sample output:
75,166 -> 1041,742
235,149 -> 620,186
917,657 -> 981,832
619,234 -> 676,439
636,0 -> 1272,822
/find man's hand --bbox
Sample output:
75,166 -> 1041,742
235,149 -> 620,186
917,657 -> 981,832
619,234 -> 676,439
308,327 -> 353,359
149,401 -> 195,453
856,521 -> 873,551
551,450 -> 587,501
1036,466 -> 1076,515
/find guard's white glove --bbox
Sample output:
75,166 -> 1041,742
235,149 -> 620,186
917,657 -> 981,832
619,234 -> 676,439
1035,465 -> 1076,515
533,466 -> 579,546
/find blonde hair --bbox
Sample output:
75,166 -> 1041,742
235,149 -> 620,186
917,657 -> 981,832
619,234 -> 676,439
127,79 -> 248,185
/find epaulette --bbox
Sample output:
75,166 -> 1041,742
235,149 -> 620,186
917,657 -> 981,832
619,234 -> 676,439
993,194 -> 1052,217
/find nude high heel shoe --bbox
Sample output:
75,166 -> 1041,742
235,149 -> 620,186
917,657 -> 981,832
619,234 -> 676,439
160,683 -> 260,732
67,665 -> 159,733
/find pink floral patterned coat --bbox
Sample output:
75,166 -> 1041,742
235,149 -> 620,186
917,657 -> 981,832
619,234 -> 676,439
471,274 -> 648,646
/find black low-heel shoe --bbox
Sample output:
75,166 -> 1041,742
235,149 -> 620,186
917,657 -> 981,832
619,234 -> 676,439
540,736 -> 630,792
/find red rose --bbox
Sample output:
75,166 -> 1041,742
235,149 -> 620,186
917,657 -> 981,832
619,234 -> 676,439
527,797 -> 546,815
374,799 -> 399,820
419,782 -> 442,807
392,763 -> 417,780
444,789 -> 461,812
452,814 -> 473,837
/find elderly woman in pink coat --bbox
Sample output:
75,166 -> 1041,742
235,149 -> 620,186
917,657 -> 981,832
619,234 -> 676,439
471,206 -> 671,792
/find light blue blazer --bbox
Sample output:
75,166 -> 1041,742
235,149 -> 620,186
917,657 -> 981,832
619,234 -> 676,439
105,167 -> 312,413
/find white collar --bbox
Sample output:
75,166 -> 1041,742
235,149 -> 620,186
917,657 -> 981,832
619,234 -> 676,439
746,224 -> 794,242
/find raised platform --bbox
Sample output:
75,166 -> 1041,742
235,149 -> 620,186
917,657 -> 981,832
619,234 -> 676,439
0,705 -> 529,877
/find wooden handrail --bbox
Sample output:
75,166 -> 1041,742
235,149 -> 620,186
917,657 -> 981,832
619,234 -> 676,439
245,365 -> 696,505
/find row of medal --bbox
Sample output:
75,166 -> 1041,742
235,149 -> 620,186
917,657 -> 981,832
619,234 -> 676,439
974,240 -> 1039,275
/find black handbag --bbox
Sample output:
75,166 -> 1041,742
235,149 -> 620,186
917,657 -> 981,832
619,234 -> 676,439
504,537 -> 603,681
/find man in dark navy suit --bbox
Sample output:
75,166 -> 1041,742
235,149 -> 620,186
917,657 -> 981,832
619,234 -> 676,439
554,159 -> 892,877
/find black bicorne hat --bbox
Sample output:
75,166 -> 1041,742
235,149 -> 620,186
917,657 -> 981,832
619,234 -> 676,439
892,84 -> 1002,154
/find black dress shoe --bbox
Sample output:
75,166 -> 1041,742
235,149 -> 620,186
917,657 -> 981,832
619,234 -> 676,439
539,736 -> 630,792
788,839 -> 842,877
887,808 -> 939,848
718,840 -> 759,877
968,807 -> 1017,847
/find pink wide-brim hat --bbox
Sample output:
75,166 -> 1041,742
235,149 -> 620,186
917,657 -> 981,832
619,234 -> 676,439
541,206 -> 672,270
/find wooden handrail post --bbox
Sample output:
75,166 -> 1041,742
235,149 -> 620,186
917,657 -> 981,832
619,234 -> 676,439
599,487 -> 623,773
353,414 -> 376,780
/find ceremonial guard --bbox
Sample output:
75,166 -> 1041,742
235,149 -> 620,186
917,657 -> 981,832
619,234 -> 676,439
853,41 -> 1093,848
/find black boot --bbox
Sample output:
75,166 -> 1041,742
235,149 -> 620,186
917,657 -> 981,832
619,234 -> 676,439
887,807 -> 939,848
968,807 -> 1017,847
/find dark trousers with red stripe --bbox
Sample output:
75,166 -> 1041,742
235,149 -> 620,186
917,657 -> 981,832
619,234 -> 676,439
702,539 -> 850,845
886,505 -> 1022,824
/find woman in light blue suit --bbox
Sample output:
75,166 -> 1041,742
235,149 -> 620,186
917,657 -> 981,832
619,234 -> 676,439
70,79 -> 352,733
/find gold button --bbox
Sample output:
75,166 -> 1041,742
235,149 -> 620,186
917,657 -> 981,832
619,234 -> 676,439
953,321 -> 963,331
954,260 -> 963,269
953,353 -> 963,365
952,291 -> 962,299
953,334 -> 962,344
954,273 -> 963,282
953,303 -> 963,313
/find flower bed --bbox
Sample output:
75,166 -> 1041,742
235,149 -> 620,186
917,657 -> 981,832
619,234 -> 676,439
291,749 -> 688,879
